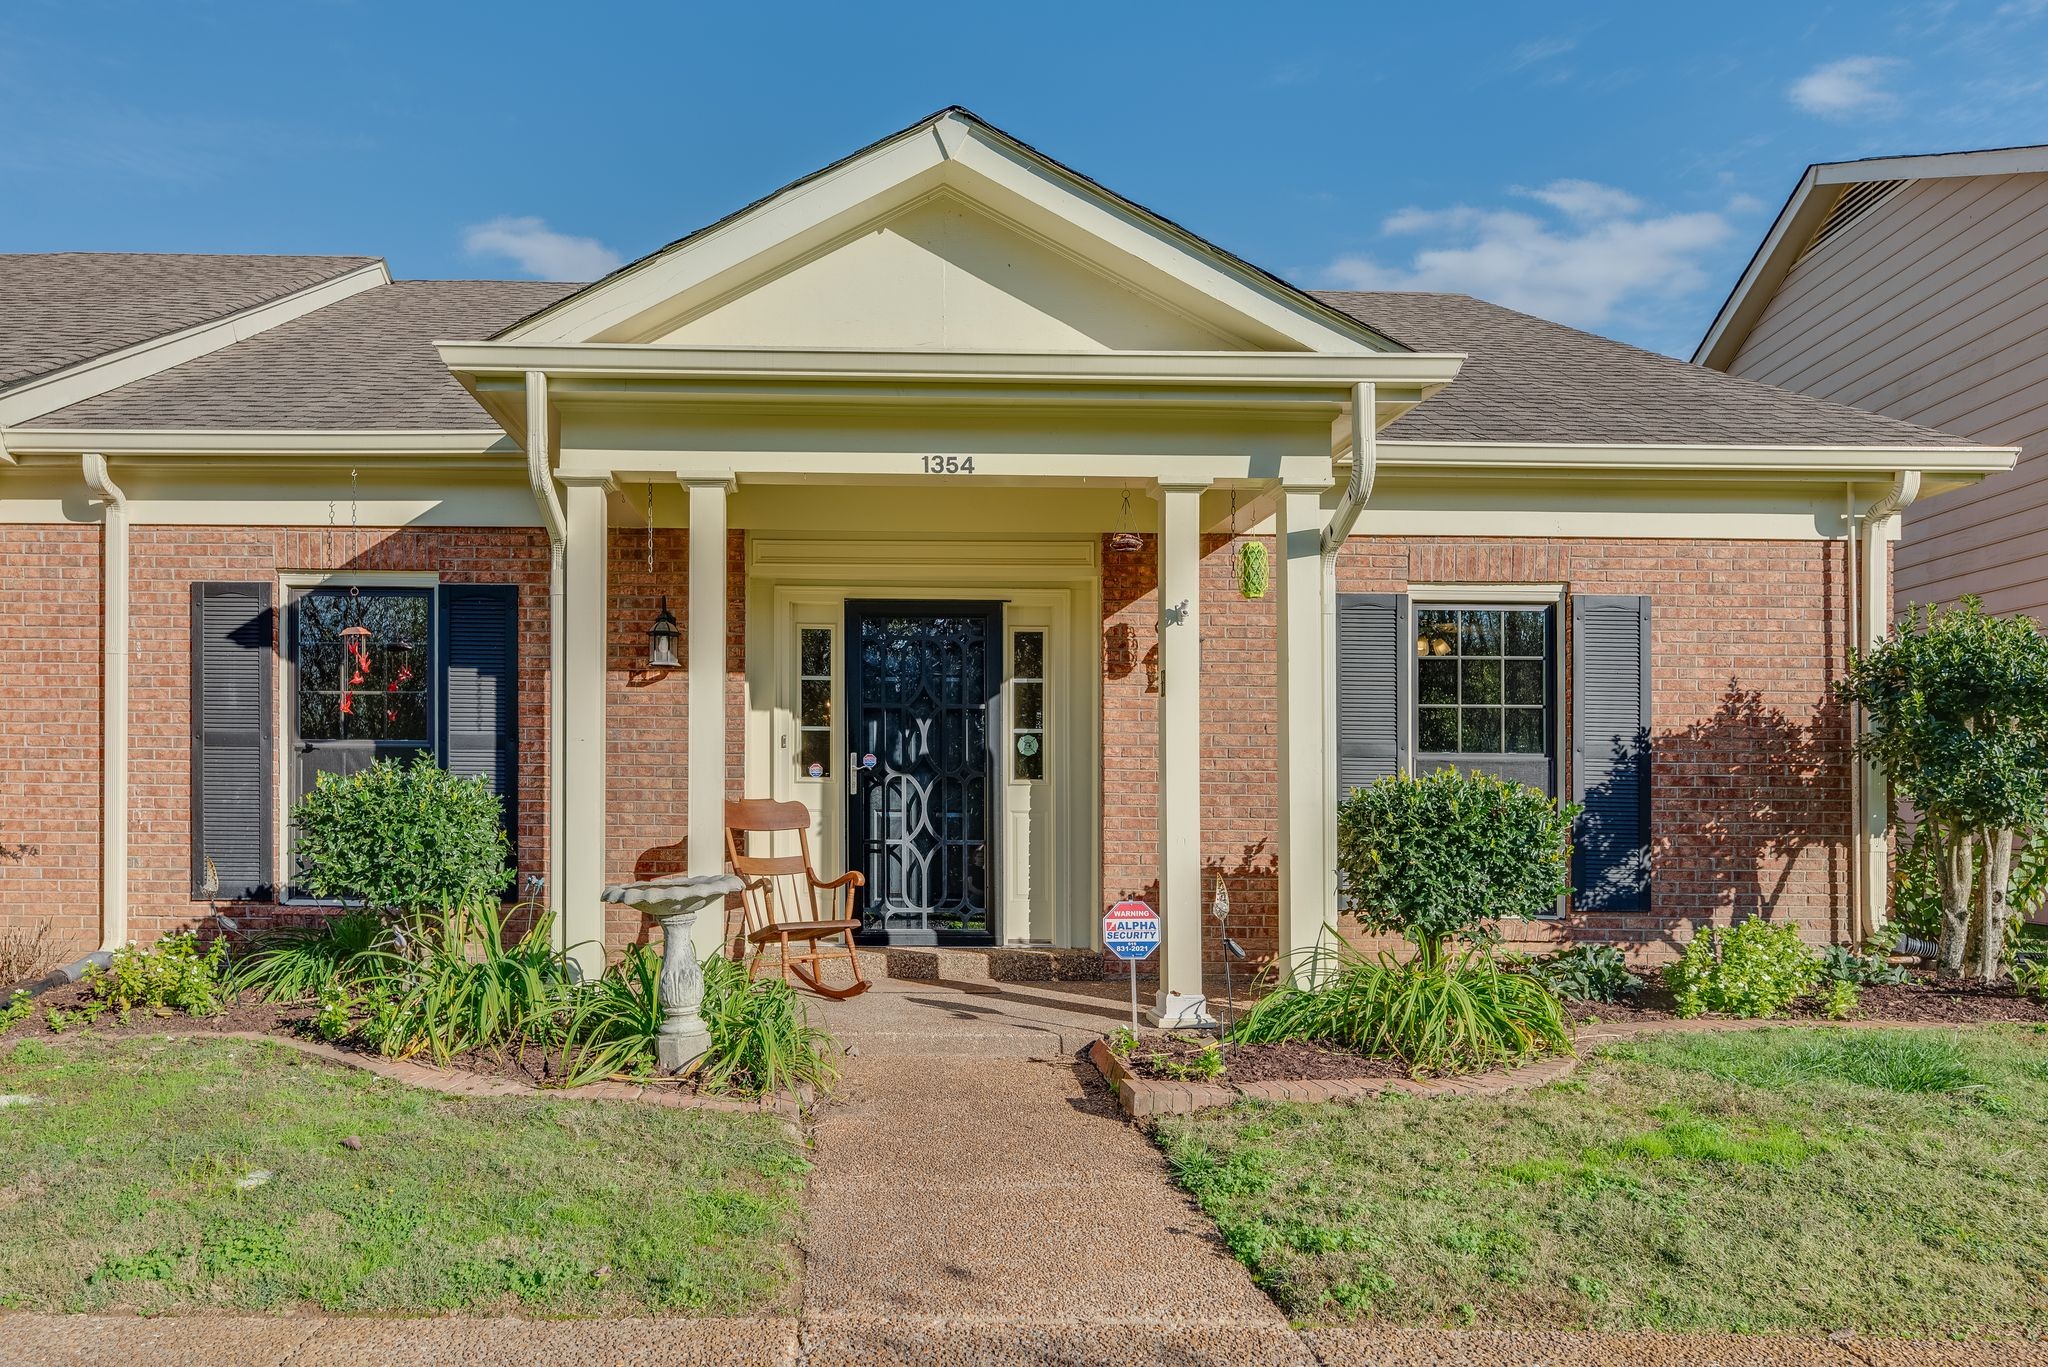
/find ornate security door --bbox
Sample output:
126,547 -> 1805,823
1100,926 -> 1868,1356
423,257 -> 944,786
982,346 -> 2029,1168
845,600 -> 1001,945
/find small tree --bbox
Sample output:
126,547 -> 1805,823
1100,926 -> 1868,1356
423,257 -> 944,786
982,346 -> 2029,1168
1838,598 -> 2048,980
291,758 -> 513,913
1337,769 -> 1579,968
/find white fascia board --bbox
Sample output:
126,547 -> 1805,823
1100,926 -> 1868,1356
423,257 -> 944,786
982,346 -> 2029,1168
1,428 -> 509,457
440,342 -> 1464,390
1812,144 -> 2048,185
1379,438 -> 2017,478
499,110 -> 1397,356
504,131 -> 950,344
0,262 -> 389,428
1691,166 -> 1827,370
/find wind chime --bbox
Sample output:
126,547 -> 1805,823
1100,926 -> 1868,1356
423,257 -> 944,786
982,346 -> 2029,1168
1232,486 -> 1268,599
331,468 -> 414,727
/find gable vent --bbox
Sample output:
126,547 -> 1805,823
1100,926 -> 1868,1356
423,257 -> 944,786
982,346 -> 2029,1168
1798,179 -> 1907,261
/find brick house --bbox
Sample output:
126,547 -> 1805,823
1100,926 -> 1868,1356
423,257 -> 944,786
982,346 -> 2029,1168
0,110 -> 2011,1023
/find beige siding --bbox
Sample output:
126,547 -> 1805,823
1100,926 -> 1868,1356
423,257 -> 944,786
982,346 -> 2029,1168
1725,172 -> 2048,621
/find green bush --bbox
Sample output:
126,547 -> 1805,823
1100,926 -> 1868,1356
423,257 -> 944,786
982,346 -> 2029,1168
1230,943 -> 1571,1075
290,759 -> 512,913
1663,920 -> 1821,1019
87,932 -> 228,1016
1338,770 -> 1579,965
1526,943 -> 1643,1003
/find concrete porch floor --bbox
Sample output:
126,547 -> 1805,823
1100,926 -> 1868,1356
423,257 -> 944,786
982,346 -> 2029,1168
812,947 -> 1146,1059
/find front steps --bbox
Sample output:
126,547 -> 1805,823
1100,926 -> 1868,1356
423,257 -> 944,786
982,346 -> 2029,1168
853,944 -> 1104,985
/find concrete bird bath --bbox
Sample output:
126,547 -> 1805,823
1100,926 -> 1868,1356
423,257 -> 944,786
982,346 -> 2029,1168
599,873 -> 742,1073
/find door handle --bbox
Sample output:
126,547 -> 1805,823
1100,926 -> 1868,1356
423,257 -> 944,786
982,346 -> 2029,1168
848,751 -> 858,796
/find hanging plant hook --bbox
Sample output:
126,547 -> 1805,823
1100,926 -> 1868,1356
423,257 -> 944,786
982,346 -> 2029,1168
1108,489 -> 1144,553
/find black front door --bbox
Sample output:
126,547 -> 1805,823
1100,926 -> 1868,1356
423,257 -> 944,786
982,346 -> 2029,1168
845,600 -> 1001,945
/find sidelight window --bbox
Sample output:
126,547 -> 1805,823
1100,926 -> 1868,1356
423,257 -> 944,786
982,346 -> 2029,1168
1011,630 -> 1046,781
797,626 -> 833,779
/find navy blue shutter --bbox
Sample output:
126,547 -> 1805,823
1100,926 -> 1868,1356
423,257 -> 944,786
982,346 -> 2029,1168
1335,593 -> 1410,800
1571,595 -> 1652,911
190,582 -> 274,900
438,585 -> 520,852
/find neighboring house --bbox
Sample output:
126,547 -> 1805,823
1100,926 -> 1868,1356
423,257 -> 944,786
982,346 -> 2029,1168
0,109 -> 2012,1019
1696,145 -> 2048,622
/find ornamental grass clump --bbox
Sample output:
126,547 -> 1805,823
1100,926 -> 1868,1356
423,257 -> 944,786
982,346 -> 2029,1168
1663,919 -> 1821,1019
1230,942 -> 1570,1075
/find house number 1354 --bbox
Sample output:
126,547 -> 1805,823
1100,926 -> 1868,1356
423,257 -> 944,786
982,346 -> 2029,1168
920,455 -> 976,475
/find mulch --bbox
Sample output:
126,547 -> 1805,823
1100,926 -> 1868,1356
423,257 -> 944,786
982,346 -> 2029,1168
1566,974 -> 2048,1026
1118,1031 -> 1407,1084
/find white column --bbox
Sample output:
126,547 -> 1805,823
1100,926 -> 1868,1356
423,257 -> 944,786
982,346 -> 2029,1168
1858,508 -> 1895,940
686,476 -> 733,960
1277,483 -> 1332,962
1150,479 -> 1210,1027
82,454 -> 129,951
559,475 -> 612,980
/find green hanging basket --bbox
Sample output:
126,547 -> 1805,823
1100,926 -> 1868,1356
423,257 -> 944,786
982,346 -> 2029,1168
1236,539 -> 1269,599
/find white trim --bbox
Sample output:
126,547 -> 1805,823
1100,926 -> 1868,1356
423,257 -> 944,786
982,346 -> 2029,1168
0,262 -> 388,429
497,109 -> 1399,355
1408,581 -> 1566,604
81,454 -> 128,951
1379,439 -> 2011,476
278,569 -> 441,589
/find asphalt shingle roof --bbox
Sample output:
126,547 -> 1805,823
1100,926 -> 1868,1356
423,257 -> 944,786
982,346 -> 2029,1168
14,269 -> 1989,449
0,252 -> 378,390
33,280 -> 581,430
1317,290 -> 1983,449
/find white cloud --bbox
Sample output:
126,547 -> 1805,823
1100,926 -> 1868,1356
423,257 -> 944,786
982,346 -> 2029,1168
1319,179 -> 1732,332
1788,56 -> 1905,120
1510,36 -> 1576,69
461,216 -> 623,280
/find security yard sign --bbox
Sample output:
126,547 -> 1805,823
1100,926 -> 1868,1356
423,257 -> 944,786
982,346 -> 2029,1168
1104,900 -> 1160,1030
1104,901 -> 1160,959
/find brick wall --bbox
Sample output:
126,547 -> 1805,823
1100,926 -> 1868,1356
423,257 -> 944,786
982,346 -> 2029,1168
600,528 -> 747,956
0,525 -> 104,967
1100,533 -> 1853,975
124,526 -> 552,943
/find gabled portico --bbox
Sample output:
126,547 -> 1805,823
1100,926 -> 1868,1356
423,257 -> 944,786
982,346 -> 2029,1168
440,107 -> 1460,1024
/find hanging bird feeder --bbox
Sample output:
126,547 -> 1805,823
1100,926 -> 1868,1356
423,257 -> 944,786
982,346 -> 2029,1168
1108,490 -> 1144,553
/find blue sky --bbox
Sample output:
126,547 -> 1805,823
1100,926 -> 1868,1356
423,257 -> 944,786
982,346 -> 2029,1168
5,1 -> 2047,356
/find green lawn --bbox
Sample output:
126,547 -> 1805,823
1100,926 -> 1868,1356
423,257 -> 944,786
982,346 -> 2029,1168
1158,1025 -> 2048,1336
0,1034 -> 805,1315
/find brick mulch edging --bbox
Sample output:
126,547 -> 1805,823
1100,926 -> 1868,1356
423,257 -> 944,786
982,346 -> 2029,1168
82,1029 -> 808,1126
1087,1015 -> 1992,1119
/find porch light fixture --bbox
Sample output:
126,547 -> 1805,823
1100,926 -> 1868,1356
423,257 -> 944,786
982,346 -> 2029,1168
643,480 -> 681,670
648,597 -> 681,670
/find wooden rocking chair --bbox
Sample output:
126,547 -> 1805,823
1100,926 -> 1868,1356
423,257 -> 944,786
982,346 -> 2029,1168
723,798 -> 871,1000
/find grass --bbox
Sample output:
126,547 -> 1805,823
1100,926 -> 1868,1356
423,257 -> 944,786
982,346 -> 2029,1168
1157,1025 -> 2048,1336
0,1033 -> 806,1315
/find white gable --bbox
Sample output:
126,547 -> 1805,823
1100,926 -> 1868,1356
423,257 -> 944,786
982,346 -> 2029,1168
653,193 -> 1252,352
502,109 -> 1396,356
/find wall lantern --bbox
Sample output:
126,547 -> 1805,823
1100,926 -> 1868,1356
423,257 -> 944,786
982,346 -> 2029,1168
648,597 -> 681,670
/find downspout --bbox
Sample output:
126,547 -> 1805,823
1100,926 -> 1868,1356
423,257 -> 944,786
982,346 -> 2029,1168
81,453 -> 128,951
1855,470 -> 1922,945
1317,383 -> 1377,948
1844,485 -> 1861,943
524,371 -> 568,948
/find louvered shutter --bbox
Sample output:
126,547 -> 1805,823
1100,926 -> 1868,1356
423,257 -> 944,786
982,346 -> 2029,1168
191,582 -> 275,900
1571,595 -> 1652,911
438,585 -> 519,851
1335,593 -> 1409,801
